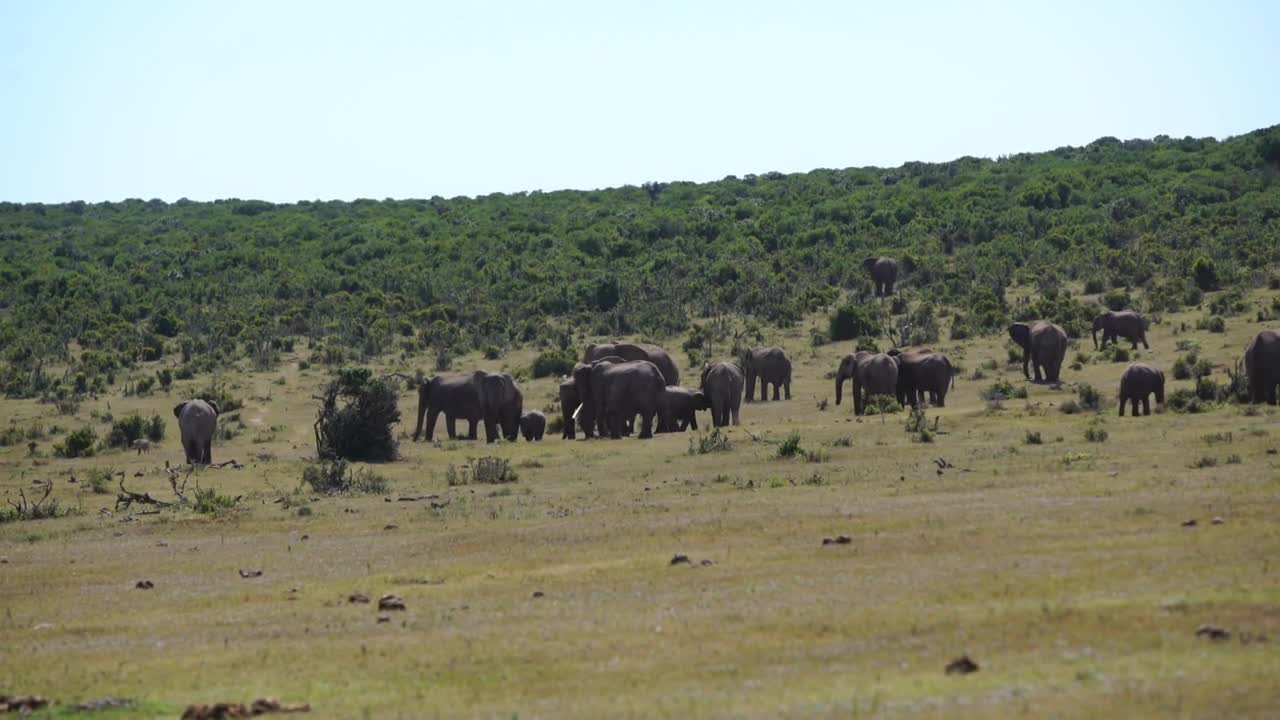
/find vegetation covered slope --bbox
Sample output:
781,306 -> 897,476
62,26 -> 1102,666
2,126 -> 1279,393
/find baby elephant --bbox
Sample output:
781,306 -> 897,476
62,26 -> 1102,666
130,438 -> 151,455
520,411 -> 546,441
1118,362 -> 1165,416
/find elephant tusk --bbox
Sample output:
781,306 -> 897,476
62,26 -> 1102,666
572,403 -> 583,420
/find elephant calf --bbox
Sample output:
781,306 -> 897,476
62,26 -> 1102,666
700,362 -> 744,427
1118,362 -> 1165,416
657,386 -> 704,432
835,351 -> 898,416
520,411 -> 546,441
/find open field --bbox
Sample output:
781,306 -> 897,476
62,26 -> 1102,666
3,292 -> 1279,718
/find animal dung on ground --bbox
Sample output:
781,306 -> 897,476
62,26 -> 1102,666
945,655 -> 980,675
348,592 -> 370,604
135,580 -> 154,589
71,697 -> 133,712
0,695 -> 49,713
1196,625 -> 1231,641
378,594 -> 406,611
1211,516 -> 1225,525
181,698 -> 311,718
383,524 -> 399,531
376,615 -> 391,624
700,559 -> 715,566
1181,519 -> 1198,527
238,569 -> 264,578
670,554 -> 691,566
822,535 -> 853,546
532,590 -> 545,598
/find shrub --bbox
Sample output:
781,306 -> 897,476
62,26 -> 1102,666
87,467 -> 114,494
1189,455 -> 1218,469
1196,315 -> 1226,333
1208,289 -> 1247,316
804,448 -> 830,463
55,427 -> 97,458
1103,289 -> 1132,311
482,345 -> 502,360
1083,278 -> 1105,295
776,432 -> 803,459
863,394 -> 900,414
688,428 -> 731,455
192,486 -> 241,514
197,382 -> 243,413
1106,346 -> 1131,363
531,349 -> 576,379
1059,399 -> 1082,414
314,368 -> 400,462
981,378 -> 1028,401
829,304 -> 883,342
1084,419 -> 1109,443
1167,388 -> 1206,413
1077,383 -> 1102,410
829,436 -> 852,447
147,413 -> 165,442
1025,430 -> 1043,445
1191,256 -> 1218,291
1195,376 -> 1227,403
446,456 -> 518,485
302,459 -> 391,495
0,483 -> 75,523
106,413 -> 149,449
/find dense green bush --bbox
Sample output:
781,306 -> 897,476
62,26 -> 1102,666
302,459 -> 390,495
829,304 -> 883,342
1192,256 -> 1219,291
106,413 -> 148,449
314,368 -> 400,462
55,427 -> 97,458
531,349 -> 577,379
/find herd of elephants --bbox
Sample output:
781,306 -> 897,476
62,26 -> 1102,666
168,258 -> 1280,463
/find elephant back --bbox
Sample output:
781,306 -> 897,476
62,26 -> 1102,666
585,342 -> 680,386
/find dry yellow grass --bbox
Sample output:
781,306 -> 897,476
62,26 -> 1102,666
2,292 -> 1279,718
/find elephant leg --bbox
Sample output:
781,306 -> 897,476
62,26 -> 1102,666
483,418 -> 499,443
784,380 -> 791,400
1142,396 -> 1151,416
1118,396 -> 1125,417
563,418 -> 574,440
465,418 -> 478,440
609,412 -> 624,440
730,405 -> 740,426
203,442 -> 212,465
1022,353 -> 1031,380
689,413 -> 697,431
639,412 -> 654,439
445,413 -> 457,439
1141,335 -> 1149,350
853,389 -> 863,416
772,383 -> 780,401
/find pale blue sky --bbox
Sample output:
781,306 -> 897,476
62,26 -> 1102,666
2,0 -> 1277,202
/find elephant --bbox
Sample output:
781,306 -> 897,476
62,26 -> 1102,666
742,346 -> 792,402
1243,329 -> 1280,404
173,399 -> 219,465
700,362 -> 744,427
479,372 -> 523,442
889,348 -> 954,408
1093,310 -> 1149,350
520,410 -> 546,441
835,351 -> 899,416
1118,362 -> 1165,416
412,371 -> 522,443
1009,321 -> 1068,383
572,359 -> 665,439
863,256 -> 898,297
562,357 -> 628,439
657,386 -> 705,432
583,342 -> 680,386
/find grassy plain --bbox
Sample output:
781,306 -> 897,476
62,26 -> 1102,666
2,292 -> 1279,718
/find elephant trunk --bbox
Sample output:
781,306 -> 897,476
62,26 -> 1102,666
835,371 -> 845,405
1092,326 -> 1098,349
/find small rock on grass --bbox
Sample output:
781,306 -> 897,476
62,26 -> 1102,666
1196,625 -> 1230,641
945,655 -> 979,675
670,554 -> 690,566
135,580 -> 154,589
1211,516 -> 1224,525
532,591 -> 545,598
181,698 -> 310,718
238,569 -> 263,578
383,524 -> 398,531
822,535 -> 852,546
376,616 -> 391,624
1181,519 -> 1198,527
378,594 -> 406,611
348,593 -> 370,604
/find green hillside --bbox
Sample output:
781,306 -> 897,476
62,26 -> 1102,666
2,126 -> 1279,394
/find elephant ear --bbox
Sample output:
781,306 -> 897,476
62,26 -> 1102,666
1008,323 -> 1030,348
207,401 -> 220,415
173,401 -> 188,419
